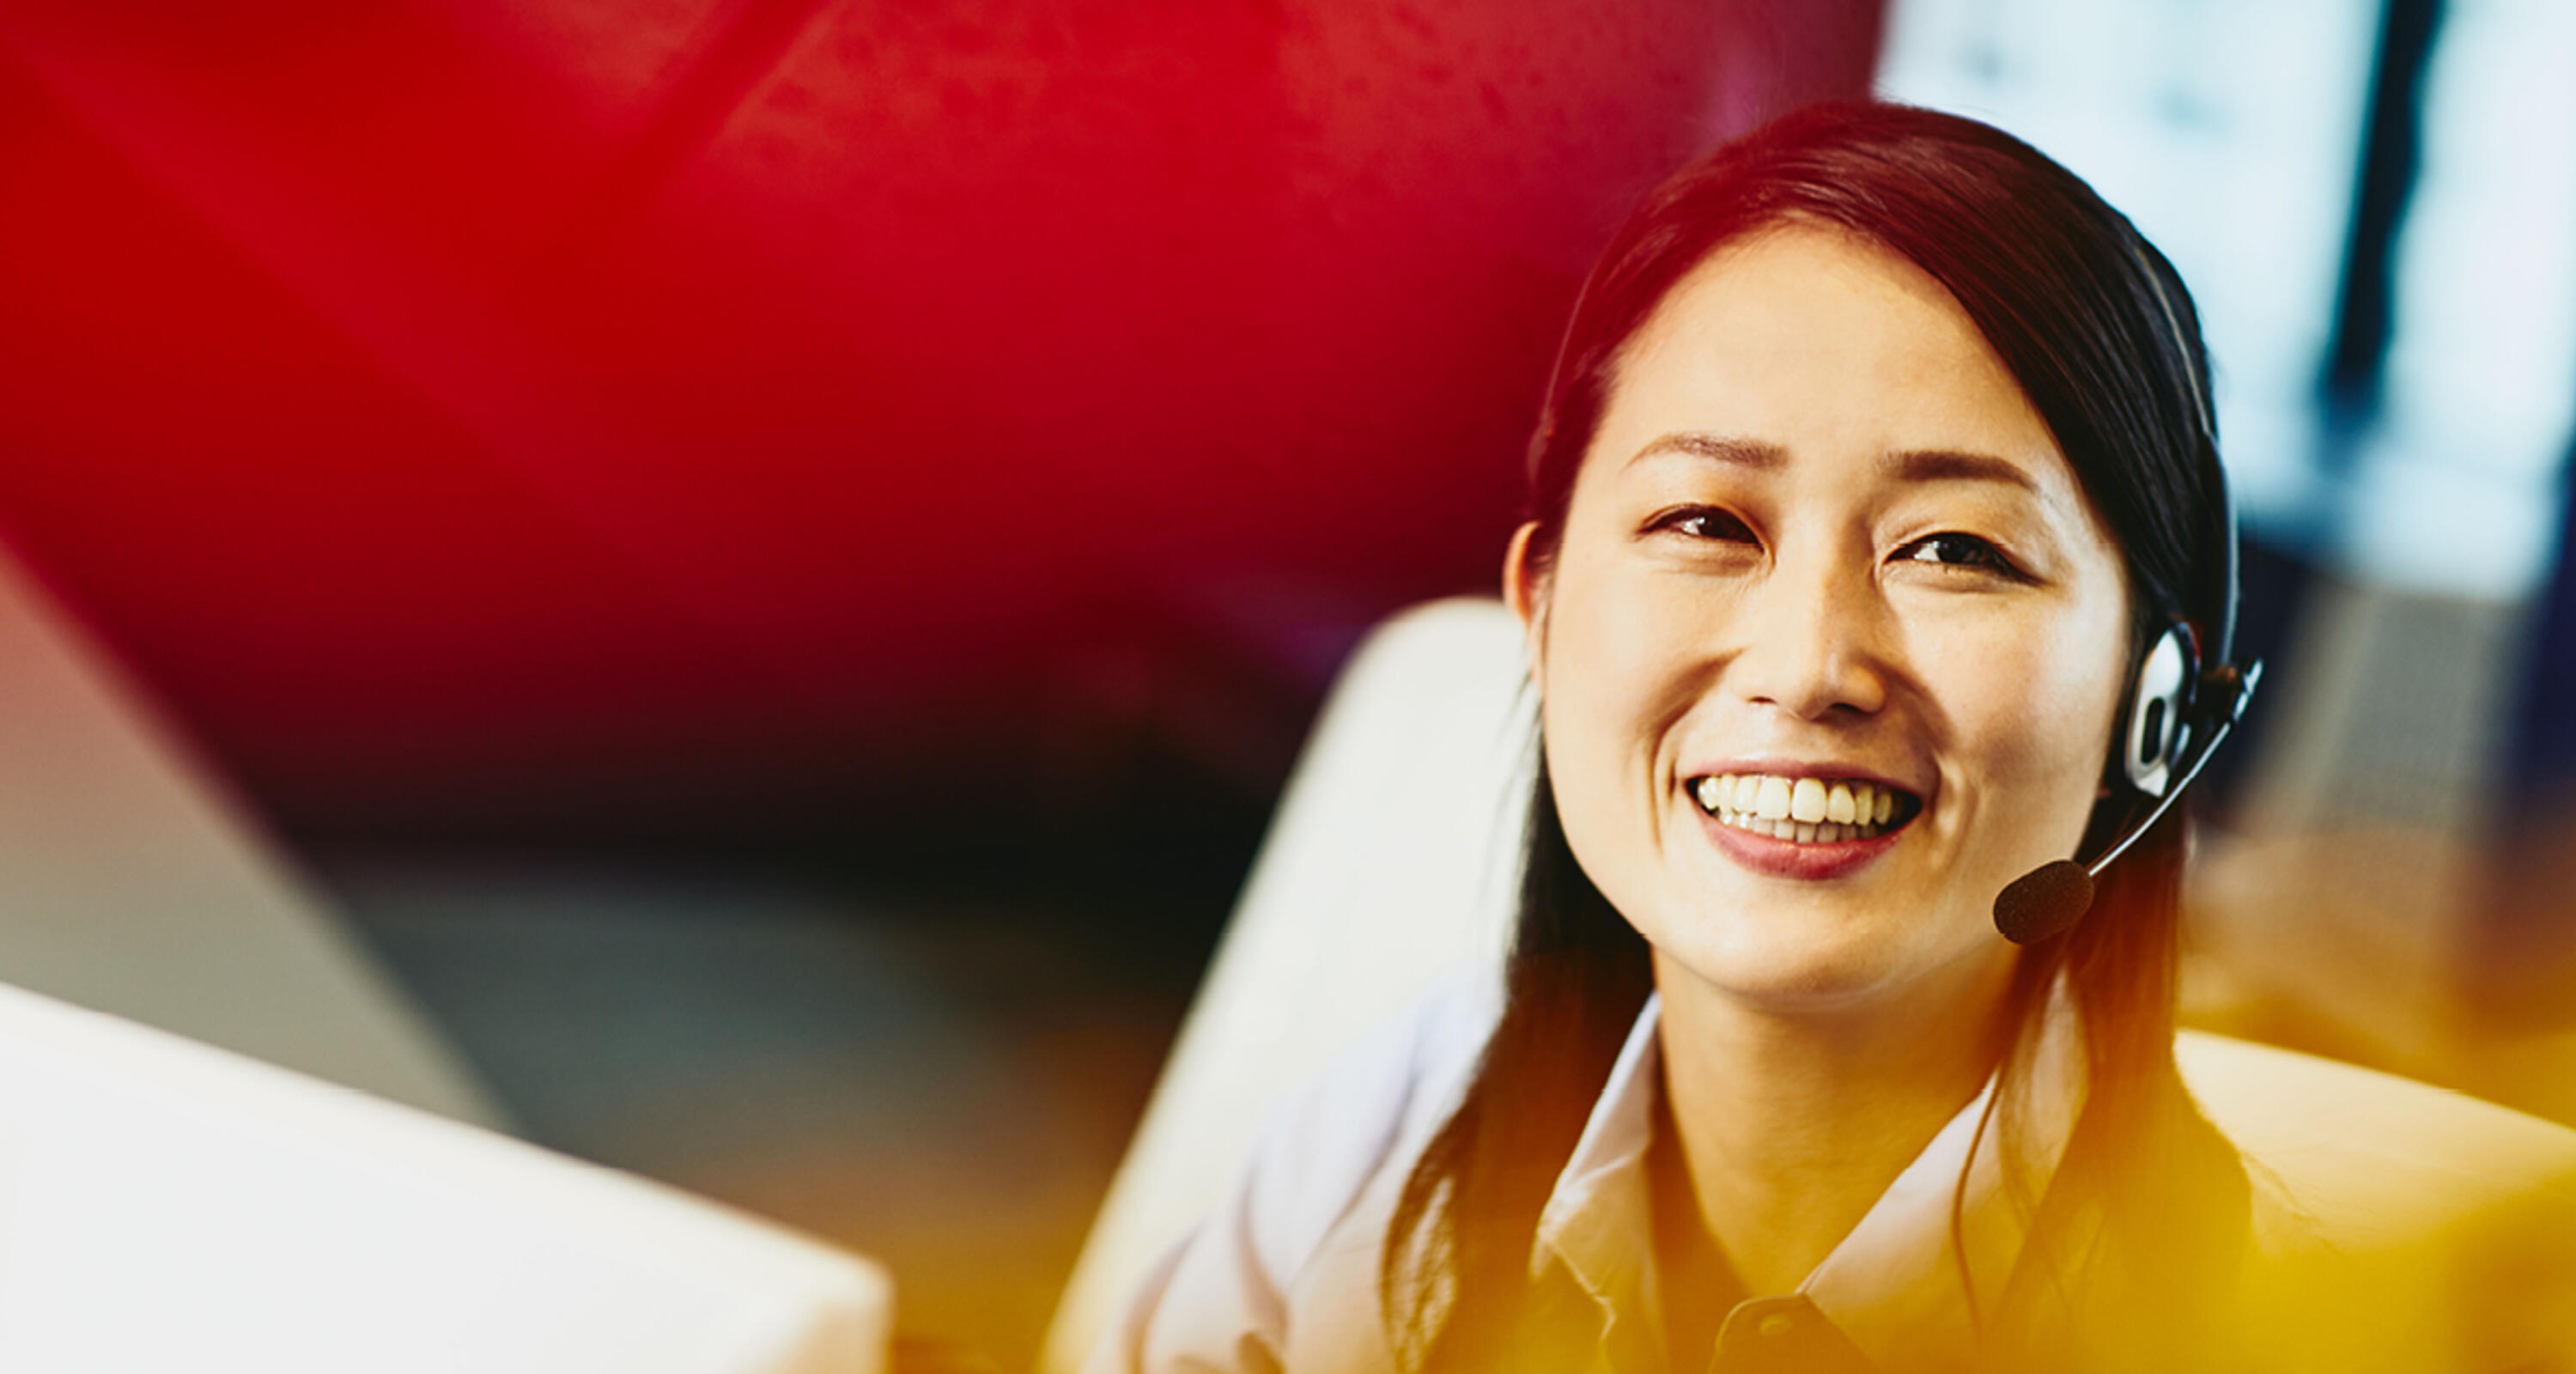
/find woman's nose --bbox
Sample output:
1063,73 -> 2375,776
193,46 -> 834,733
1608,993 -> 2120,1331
1727,555 -> 1890,720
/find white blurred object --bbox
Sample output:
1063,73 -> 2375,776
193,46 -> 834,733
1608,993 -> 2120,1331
1038,599 -> 1533,1374
0,538 -> 500,1124
0,974 -> 890,1373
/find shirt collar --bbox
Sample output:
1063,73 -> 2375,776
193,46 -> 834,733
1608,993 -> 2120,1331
1528,991 -> 1666,1368
1528,978 -> 2087,1371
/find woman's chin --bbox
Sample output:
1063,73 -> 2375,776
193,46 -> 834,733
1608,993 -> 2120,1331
1645,905 -> 1988,1013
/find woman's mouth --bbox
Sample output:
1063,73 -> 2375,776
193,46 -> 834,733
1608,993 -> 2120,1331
1686,771 -> 1922,880
1688,772 -> 1923,844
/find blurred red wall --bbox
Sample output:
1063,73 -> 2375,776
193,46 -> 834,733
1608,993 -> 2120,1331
0,0 -> 1880,848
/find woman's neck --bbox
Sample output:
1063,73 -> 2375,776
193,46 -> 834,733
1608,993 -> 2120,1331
1650,944 -> 2021,1296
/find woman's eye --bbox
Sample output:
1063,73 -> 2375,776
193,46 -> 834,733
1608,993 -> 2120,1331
1650,507 -> 1755,543
1895,532 -> 2020,575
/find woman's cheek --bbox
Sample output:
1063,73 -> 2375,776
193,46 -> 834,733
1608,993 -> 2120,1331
1947,615 -> 2124,830
1538,605 -> 1686,919
1539,690 -> 1657,936
1541,650 -> 1660,837
1548,565 -> 1687,752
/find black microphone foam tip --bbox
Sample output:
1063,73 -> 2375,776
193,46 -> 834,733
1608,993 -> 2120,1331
1994,860 -> 2094,945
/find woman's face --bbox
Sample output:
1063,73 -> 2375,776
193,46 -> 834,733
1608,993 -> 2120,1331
1508,223 -> 2133,1012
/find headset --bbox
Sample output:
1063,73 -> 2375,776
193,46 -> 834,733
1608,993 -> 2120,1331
1990,240 -> 2265,945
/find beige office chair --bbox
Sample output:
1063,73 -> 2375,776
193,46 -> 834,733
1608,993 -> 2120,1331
1043,596 -> 2576,1372
1041,598 -> 1532,1373
0,974 -> 890,1372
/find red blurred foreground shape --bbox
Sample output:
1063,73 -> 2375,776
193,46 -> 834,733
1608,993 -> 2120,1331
0,0 -> 1874,843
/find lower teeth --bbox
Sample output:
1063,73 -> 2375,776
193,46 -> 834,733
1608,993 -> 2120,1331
1713,808 -> 1884,842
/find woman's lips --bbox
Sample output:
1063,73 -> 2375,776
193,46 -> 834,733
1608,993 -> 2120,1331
1690,773 -> 1917,876
1690,787 -> 1912,881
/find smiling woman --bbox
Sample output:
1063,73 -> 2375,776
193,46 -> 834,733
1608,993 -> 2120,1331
1410,107 -> 2239,1374
1087,102 -> 2576,1374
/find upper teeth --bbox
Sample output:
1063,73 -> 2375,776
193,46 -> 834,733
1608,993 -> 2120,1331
1692,773 -> 1900,842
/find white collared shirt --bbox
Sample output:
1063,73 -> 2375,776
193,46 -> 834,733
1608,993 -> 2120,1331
1091,970 -> 2083,1374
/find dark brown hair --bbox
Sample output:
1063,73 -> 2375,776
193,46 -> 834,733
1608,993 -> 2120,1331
1382,100 -> 2248,1369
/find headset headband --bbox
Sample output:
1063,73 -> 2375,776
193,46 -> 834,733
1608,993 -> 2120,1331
2129,232 -> 2240,674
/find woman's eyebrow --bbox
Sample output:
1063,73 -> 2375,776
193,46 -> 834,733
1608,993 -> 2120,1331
1880,447 -> 2041,495
1626,435 -> 2050,504
1625,432 -> 1785,471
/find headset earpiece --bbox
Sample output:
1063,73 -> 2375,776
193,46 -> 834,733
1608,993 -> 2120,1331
1992,232 -> 2267,943
2123,621 -> 2198,799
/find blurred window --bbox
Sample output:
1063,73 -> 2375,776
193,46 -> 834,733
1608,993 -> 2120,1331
1875,0 -> 2576,599
2337,0 -> 2576,596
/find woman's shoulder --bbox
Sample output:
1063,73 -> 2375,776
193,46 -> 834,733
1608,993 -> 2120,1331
2176,1030 -> 2576,1368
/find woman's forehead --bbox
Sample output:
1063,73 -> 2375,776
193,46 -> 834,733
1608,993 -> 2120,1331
1588,224 -> 2094,521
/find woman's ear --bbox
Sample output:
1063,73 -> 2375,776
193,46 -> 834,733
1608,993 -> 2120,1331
1501,520 -> 1548,694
